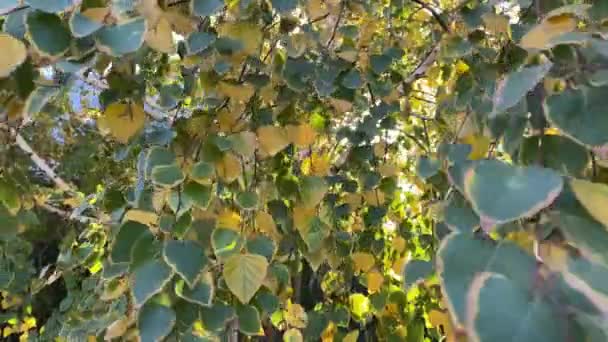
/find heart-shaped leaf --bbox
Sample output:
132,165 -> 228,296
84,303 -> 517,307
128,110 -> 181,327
163,240 -> 208,287
223,253 -> 268,303
464,160 -> 563,229
131,259 -> 174,307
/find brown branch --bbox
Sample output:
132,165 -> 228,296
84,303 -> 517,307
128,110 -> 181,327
326,1 -> 345,49
410,0 -> 450,33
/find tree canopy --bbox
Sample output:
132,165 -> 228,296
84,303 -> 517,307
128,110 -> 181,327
1,0 -> 608,341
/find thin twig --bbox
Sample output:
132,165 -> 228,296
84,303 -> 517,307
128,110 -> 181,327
326,1 -> 345,49
36,202 -> 103,224
410,0 -> 450,33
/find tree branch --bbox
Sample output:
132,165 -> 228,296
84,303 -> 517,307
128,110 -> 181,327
410,0 -> 450,33
326,1 -> 345,49
36,202 -> 103,224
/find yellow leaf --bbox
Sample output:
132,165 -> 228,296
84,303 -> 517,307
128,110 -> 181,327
482,13 -> 511,35
351,252 -> 375,273
343,331 -> 359,342
293,205 -> 315,232
223,253 -> 268,303
392,236 -> 406,253
366,270 -> 384,293
364,190 -> 385,206
520,15 -> 577,50
301,152 -> 331,176
286,123 -> 317,147
138,0 -> 163,26
537,241 -> 569,272
81,7 -> 110,23
320,322 -> 336,342
217,107 -> 246,133
217,21 -> 262,57
217,208 -> 241,230
97,102 -> 145,143
0,33 -> 27,78
392,257 -> 406,274
343,193 -> 363,210
570,179 -> 608,228
285,301 -> 308,328
373,142 -> 386,157
283,328 -> 303,342
145,17 -> 175,54
306,0 -> 328,19
256,211 -> 280,239
257,126 -> 290,157
218,82 -> 255,103
460,134 -> 491,160
215,152 -> 241,183
378,163 -> 400,177
124,209 -> 157,226
428,310 -> 455,342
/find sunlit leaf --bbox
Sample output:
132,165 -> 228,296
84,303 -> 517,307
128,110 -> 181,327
223,253 -> 268,303
98,102 -> 146,144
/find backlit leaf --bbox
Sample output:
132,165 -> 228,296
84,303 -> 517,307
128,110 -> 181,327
223,253 -> 268,303
257,126 -> 290,157
0,33 -> 27,78
520,15 -> 577,50
97,102 -> 146,144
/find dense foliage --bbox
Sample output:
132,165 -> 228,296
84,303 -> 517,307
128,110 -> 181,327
1,0 -> 608,340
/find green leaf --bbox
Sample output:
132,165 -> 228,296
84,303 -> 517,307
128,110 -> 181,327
342,69 -> 363,89
559,213 -> 608,268
4,7 -> 31,40
111,221 -> 150,263
96,17 -> 146,56
69,11 -> 104,38
271,0 -> 297,13
131,259 -> 174,307
0,0 -> 20,13
490,62 -> 552,117
237,305 -> 262,335
151,164 -> 185,188
190,161 -> 215,181
437,232 -> 537,327
26,11 -> 71,57
370,54 -> 392,74
138,303 -> 176,342
299,176 -> 328,209
23,86 -> 60,119
563,253 -> 608,313
467,272 -> 562,342
146,147 -> 176,178
519,135 -> 590,176
444,192 -> 479,231
130,231 -> 161,270
163,240 -> 208,287
211,228 -> 243,259
546,86 -> 608,148
25,0 -> 73,13
403,259 -> 434,289
236,191 -> 259,210
182,181 -> 212,208
200,302 -> 235,331
174,273 -> 214,307
186,31 -> 216,55
223,253 -> 268,303
191,0 -> 224,17
464,160 -> 563,229
417,156 -> 440,180
246,235 -> 276,262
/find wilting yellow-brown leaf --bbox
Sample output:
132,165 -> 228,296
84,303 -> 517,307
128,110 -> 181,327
329,98 -> 353,113
392,257 -> 406,274
343,330 -> 359,342
570,179 -> 608,228
104,316 -> 131,340
343,193 -> 363,210
97,102 -> 146,143
124,209 -> 158,226
351,252 -> 375,273
0,34 -> 27,78
215,153 -> 241,183
373,142 -> 386,157
256,211 -> 281,239
257,126 -> 290,156
283,328 -> 304,342
321,322 -> 336,342
366,270 -> 384,293
218,82 -> 255,103
145,17 -> 175,54
230,131 -> 257,158
81,7 -> 110,23
216,208 -> 241,230
520,15 -> 577,50
286,123 -> 317,147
